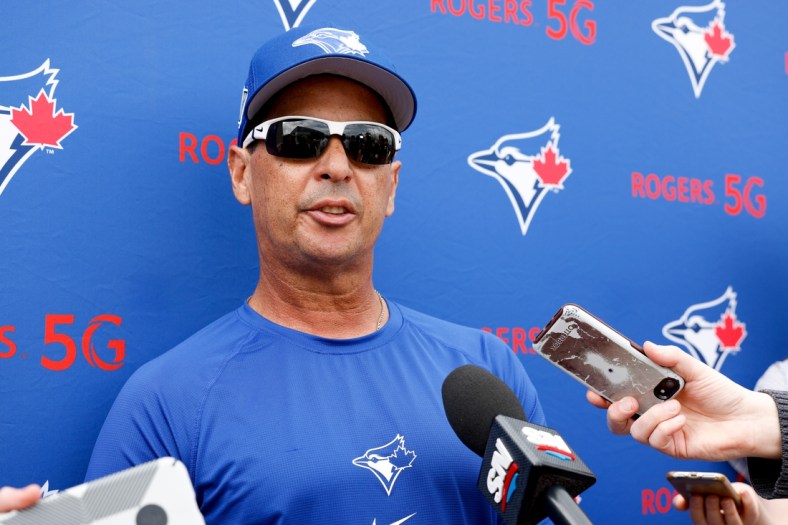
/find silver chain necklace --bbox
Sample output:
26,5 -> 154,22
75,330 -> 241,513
374,290 -> 385,331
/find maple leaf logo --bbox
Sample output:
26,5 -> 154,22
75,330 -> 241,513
704,20 -> 735,60
533,145 -> 571,189
715,310 -> 746,350
10,89 -> 77,150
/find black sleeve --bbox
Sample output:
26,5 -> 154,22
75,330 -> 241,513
747,390 -> 788,499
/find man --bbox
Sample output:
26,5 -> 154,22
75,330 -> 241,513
587,341 -> 788,523
86,25 -> 548,524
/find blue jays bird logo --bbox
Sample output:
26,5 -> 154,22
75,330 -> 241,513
274,0 -> 317,31
292,28 -> 368,56
353,435 -> 417,496
0,60 -> 77,197
652,0 -> 735,98
468,118 -> 572,236
662,286 -> 747,371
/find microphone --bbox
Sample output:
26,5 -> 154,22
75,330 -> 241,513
442,365 -> 596,525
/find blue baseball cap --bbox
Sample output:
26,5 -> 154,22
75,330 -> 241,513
237,26 -> 417,145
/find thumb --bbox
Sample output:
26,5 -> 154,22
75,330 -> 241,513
642,342 -> 706,382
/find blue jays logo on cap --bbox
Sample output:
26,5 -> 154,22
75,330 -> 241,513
652,0 -> 735,98
292,28 -> 369,56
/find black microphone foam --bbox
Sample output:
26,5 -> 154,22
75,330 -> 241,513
442,364 -> 526,456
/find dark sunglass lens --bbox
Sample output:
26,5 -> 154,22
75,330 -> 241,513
267,120 -> 329,159
343,124 -> 395,165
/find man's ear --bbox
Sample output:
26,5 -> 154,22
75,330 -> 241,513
228,144 -> 252,205
386,160 -> 401,217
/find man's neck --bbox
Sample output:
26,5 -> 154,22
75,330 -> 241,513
246,269 -> 388,339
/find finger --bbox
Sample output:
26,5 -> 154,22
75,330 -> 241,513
704,495 -> 726,525
585,390 -> 611,409
673,493 -> 689,511
643,342 -> 706,382
606,397 -> 638,435
644,413 -> 688,454
628,399 -> 683,447
0,485 -> 40,513
689,495 -> 709,525
719,499 -> 743,525
733,484 -> 758,525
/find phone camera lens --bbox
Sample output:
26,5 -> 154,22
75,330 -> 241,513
654,378 -> 680,400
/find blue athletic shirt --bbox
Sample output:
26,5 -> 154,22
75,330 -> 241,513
86,300 -> 548,524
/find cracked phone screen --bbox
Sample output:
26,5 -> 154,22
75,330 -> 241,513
538,310 -> 653,400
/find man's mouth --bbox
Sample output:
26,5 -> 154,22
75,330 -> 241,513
320,206 -> 347,215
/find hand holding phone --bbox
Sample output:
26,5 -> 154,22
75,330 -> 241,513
667,471 -> 742,508
533,304 -> 685,416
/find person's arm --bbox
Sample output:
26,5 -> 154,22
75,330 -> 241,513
0,484 -> 40,513
672,482 -> 784,525
586,342 -> 783,461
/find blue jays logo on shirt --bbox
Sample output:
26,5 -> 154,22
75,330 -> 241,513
353,434 -> 417,496
652,0 -> 735,98
292,28 -> 369,56
0,60 -> 77,197
468,118 -> 572,236
662,286 -> 747,371
273,0 -> 317,31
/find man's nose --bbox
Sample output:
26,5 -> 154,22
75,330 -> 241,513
318,136 -> 353,181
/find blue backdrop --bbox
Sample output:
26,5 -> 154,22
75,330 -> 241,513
1,1 -> 786,523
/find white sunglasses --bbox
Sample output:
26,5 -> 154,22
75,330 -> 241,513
242,115 -> 402,165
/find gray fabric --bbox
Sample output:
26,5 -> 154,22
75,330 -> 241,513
747,390 -> 788,499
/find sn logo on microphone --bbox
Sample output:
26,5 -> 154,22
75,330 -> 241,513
521,426 -> 576,462
486,439 -> 520,511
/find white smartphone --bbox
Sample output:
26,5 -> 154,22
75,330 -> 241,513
533,304 -> 685,416
667,471 -> 742,508
0,457 -> 205,524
